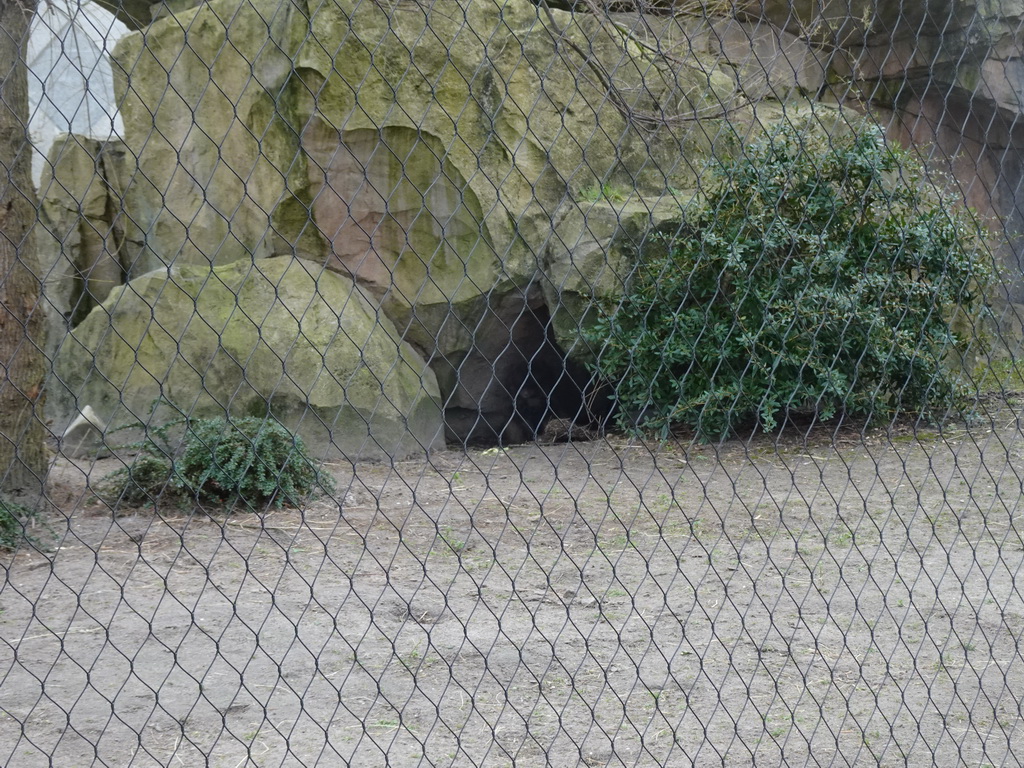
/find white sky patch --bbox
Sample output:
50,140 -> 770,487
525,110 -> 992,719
27,0 -> 129,188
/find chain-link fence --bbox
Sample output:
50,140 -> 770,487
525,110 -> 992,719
3,0 -> 1024,764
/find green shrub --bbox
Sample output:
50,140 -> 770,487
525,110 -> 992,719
95,413 -> 331,509
93,413 -> 181,506
94,452 -> 175,506
0,497 -> 37,551
586,120 -> 994,439
177,417 -> 329,507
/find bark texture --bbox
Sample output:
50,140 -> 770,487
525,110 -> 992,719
0,0 -> 47,495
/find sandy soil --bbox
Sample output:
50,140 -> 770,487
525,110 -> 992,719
3,410 -> 1024,767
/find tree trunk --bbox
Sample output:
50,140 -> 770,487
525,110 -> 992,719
0,0 -> 47,496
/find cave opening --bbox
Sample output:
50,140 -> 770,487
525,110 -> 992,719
443,297 -> 612,448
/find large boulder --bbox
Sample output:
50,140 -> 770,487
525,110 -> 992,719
52,256 -> 444,460
38,0 -> 1024,451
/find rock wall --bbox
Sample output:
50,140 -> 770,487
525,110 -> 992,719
37,136 -> 129,364
44,0 -> 1024,456
53,0 -> 771,452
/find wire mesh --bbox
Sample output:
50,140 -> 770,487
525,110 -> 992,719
2,0 -> 1024,765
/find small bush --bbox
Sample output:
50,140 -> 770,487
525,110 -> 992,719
95,414 -> 331,509
94,452 -> 175,506
177,417 -> 329,507
586,120 -> 994,439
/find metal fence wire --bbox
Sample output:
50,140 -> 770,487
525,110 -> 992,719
3,0 -> 1024,764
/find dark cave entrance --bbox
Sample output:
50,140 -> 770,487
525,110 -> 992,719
437,291 -> 610,448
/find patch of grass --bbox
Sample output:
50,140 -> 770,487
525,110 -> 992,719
463,554 -> 494,572
829,522 -> 855,548
602,531 -> 644,553
974,356 -> 1024,395
578,182 -> 628,203
399,643 -> 422,669
688,518 -> 712,542
438,526 -> 467,554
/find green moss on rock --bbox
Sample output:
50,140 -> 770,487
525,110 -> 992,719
53,257 -> 444,460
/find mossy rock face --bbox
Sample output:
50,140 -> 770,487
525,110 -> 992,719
110,0 -> 742,439
542,196 -> 695,359
37,136 -> 130,364
52,257 -> 444,460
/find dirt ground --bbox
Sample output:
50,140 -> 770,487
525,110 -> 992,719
3,406 -> 1024,767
